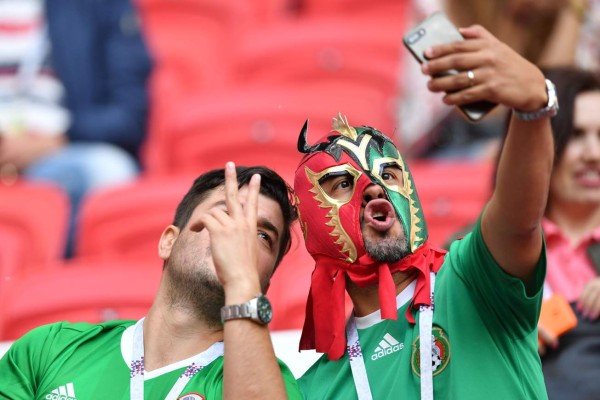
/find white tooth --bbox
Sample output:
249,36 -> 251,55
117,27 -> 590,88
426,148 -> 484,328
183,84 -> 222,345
582,171 -> 600,179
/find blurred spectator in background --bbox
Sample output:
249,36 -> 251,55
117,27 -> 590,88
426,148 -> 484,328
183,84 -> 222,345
0,0 -> 152,256
398,0 -> 599,160
534,67 -> 600,400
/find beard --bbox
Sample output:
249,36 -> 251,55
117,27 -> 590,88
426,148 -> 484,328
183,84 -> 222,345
164,240 -> 225,328
361,221 -> 410,263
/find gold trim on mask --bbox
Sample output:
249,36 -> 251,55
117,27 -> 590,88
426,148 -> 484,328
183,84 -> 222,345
332,113 -> 358,141
371,157 -> 409,196
304,164 -> 361,263
337,135 -> 371,170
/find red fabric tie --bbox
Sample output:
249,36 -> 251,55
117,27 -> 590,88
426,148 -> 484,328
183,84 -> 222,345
299,241 -> 447,360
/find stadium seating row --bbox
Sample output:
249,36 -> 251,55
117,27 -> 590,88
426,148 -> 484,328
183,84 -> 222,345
139,0 -> 410,175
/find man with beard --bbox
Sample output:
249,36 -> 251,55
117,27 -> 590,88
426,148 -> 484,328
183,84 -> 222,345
0,163 -> 303,399
295,24 -> 557,399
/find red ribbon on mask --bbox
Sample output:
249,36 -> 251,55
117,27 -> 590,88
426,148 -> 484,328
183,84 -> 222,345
299,241 -> 447,360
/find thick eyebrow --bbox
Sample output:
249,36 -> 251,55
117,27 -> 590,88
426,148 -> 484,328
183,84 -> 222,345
381,163 -> 402,171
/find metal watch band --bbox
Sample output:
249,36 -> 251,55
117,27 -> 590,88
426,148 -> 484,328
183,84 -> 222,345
221,303 -> 253,320
221,299 -> 256,322
220,294 -> 272,325
513,79 -> 559,121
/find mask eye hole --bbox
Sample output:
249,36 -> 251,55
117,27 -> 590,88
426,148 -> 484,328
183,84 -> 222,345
319,171 -> 355,201
377,162 -> 404,188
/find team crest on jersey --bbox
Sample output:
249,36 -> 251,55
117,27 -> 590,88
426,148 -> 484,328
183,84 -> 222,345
411,327 -> 450,377
178,393 -> 205,400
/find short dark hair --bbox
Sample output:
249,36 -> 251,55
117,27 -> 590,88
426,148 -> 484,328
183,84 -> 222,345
542,68 -> 600,164
172,166 -> 298,268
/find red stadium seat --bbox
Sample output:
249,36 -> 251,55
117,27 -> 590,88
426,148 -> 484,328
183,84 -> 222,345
137,0 -> 255,168
246,0 -> 296,25
409,160 -> 494,248
299,0 -> 409,19
142,84 -> 394,176
75,175 -> 194,262
137,0 -> 252,96
0,181 -> 69,280
0,258 -> 162,341
232,13 -> 409,119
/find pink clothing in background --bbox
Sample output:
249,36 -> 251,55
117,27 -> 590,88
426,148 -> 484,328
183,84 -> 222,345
543,218 -> 600,302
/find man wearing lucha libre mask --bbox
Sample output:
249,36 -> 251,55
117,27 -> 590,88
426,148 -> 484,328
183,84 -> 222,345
296,25 -> 557,400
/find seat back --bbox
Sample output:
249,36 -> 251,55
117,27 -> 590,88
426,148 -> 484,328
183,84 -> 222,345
142,85 -> 394,175
138,0 -> 252,96
0,182 -> 69,280
0,258 -> 161,341
75,175 -> 193,262
233,13 -> 409,115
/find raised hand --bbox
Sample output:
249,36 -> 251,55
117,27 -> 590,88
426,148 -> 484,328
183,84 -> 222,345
422,25 -> 547,113
578,277 -> 600,320
199,162 -> 262,300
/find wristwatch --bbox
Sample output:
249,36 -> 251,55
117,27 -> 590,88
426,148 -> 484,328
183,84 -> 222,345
220,294 -> 273,325
513,79 -> 559,121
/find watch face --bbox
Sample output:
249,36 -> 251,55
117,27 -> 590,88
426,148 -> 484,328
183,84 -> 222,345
256,295 -> 273,324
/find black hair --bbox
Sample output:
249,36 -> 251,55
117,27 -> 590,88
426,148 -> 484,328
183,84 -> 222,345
172,166 -> 298,268
542,68 -> 600,164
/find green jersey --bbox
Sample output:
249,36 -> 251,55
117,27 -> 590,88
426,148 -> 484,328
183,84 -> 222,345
299,220 -> 547,399
0,320 -> 302,400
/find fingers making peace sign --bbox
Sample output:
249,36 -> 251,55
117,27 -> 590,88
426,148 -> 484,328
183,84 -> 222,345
199,162 -> 264,302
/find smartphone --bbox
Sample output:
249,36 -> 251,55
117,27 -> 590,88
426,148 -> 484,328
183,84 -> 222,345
402,11 -> 497,122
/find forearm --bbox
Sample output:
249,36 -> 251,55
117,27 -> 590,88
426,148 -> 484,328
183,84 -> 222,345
222,286 -> 287,399
483,114 -> 553,279
490,116 -> 554,233
223,322 -> 287,399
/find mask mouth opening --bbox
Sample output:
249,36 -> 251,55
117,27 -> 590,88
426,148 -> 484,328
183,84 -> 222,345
363,199 -> 396,232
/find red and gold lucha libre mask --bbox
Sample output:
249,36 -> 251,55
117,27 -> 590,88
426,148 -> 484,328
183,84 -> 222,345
294,115 -> 428,264
294,114 -> 445,360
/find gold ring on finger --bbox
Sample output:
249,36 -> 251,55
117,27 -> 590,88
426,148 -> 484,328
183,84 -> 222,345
466,70 -> 475,87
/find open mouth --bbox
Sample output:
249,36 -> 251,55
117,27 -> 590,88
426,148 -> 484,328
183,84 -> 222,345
363,199 -> 396,232
575,169 -> 600,188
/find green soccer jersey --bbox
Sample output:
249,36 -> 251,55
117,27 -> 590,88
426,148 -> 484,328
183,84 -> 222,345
0,320 -> 302,400
299,219 -> 548,399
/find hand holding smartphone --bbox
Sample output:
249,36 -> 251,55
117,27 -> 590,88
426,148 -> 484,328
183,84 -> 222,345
402,12 -> 497,122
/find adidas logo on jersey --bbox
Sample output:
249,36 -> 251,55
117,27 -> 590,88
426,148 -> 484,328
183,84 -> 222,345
371,333 -> 404,361
45,383 -> 77,400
